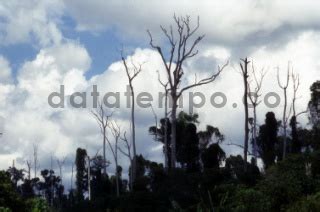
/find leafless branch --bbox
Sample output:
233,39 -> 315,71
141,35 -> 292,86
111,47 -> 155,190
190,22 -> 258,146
32,143 -> 39,178
91,101 -> 113,175
178,61 -> 228,96
277,62 -> 291,159
292,71 -> 300,116
226,142 -> 253,156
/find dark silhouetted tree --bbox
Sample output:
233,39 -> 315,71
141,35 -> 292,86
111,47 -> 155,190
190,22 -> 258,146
201,143 -> 225,169
149,118 -> 172,169
38,169 -> 64,206
257,112 -> 279,168
308,81 -> 320,128
75,148 -> 87,202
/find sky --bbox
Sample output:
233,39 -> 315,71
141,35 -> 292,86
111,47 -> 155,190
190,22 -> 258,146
0,0 -> 320,189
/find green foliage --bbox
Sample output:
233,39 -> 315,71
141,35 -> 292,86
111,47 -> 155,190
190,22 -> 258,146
0,207 -> 11,212
258,154 -> 316,211
225,155 -> 260,185
228,187 -> 272,212
286,192 -> 320,212
27,198 -> 50,212
310,150 -> 320,178
0,171 -> 25,211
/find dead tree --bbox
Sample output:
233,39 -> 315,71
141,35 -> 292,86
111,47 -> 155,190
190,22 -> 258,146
70,162 -> 74,191
107,120 -> 121,197
157,71 -> 170,170
118,132 -> 132,163
277,63 -> 290,159
290,71 -> 301,153
56,157 -> 66,184
50,154 -> 54,206
240,58 -> 250,166
26,160 -> 32,180
150,104 -> 158,141
92,102 -> 112,176
292,72 -> 300,117
118,131 -> 133,190
248,63 -> 267,161
121,53 -> 143,182
148,15 -> 228,168
33,143 -> 39,178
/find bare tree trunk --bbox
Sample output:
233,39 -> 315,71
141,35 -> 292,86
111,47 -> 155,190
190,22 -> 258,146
240,58 -> 250,167
87,156 -> 91,201
33,144 -> 39,178
108,120 -> 121,197
164,89 -> 169,170
115,158 -> 119,197
253,107 -> 258,159
277,64 -> 290,159
50,155 -> 54,207
57,157 -> 66,184
121,54 -> 143,185
92,103 -> 112,176
282,88 -> 288,159
170,97 -> 177,168
26,160 -> 31,180
118,132 -> 132,190
114,128 -> 120,197
248,63 -> 267,161
71,162 -> 74,191
157,72 -> 169,170
103,127 -> 107,175
130,84 -> 137,183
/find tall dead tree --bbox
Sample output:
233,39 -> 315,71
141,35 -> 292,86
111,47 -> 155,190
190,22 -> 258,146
33,143 -> 39,178
248,63 -> 267,161
70,162 -> 74,191
118,131 -> 133,190
150,104 -> 158,141
290,71 -> 301,153
121,53 -> 143,183
92,102 -> 112,176
107,120 -> 121,197
240,58 -> 250,166
277,63 -> 290,159
118,132 -> 132,163
26,160 -> 32,180
157,71 -> 170,170
292,72 -> 300,117
56,157 -> 66,184
50,154 -> 54,206
148,15 -> 227,168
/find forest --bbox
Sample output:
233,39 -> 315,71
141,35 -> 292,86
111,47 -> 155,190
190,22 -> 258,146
1,16 -> 320,212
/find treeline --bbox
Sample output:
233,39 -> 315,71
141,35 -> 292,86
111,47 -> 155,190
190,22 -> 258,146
2,80 -> 320,211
